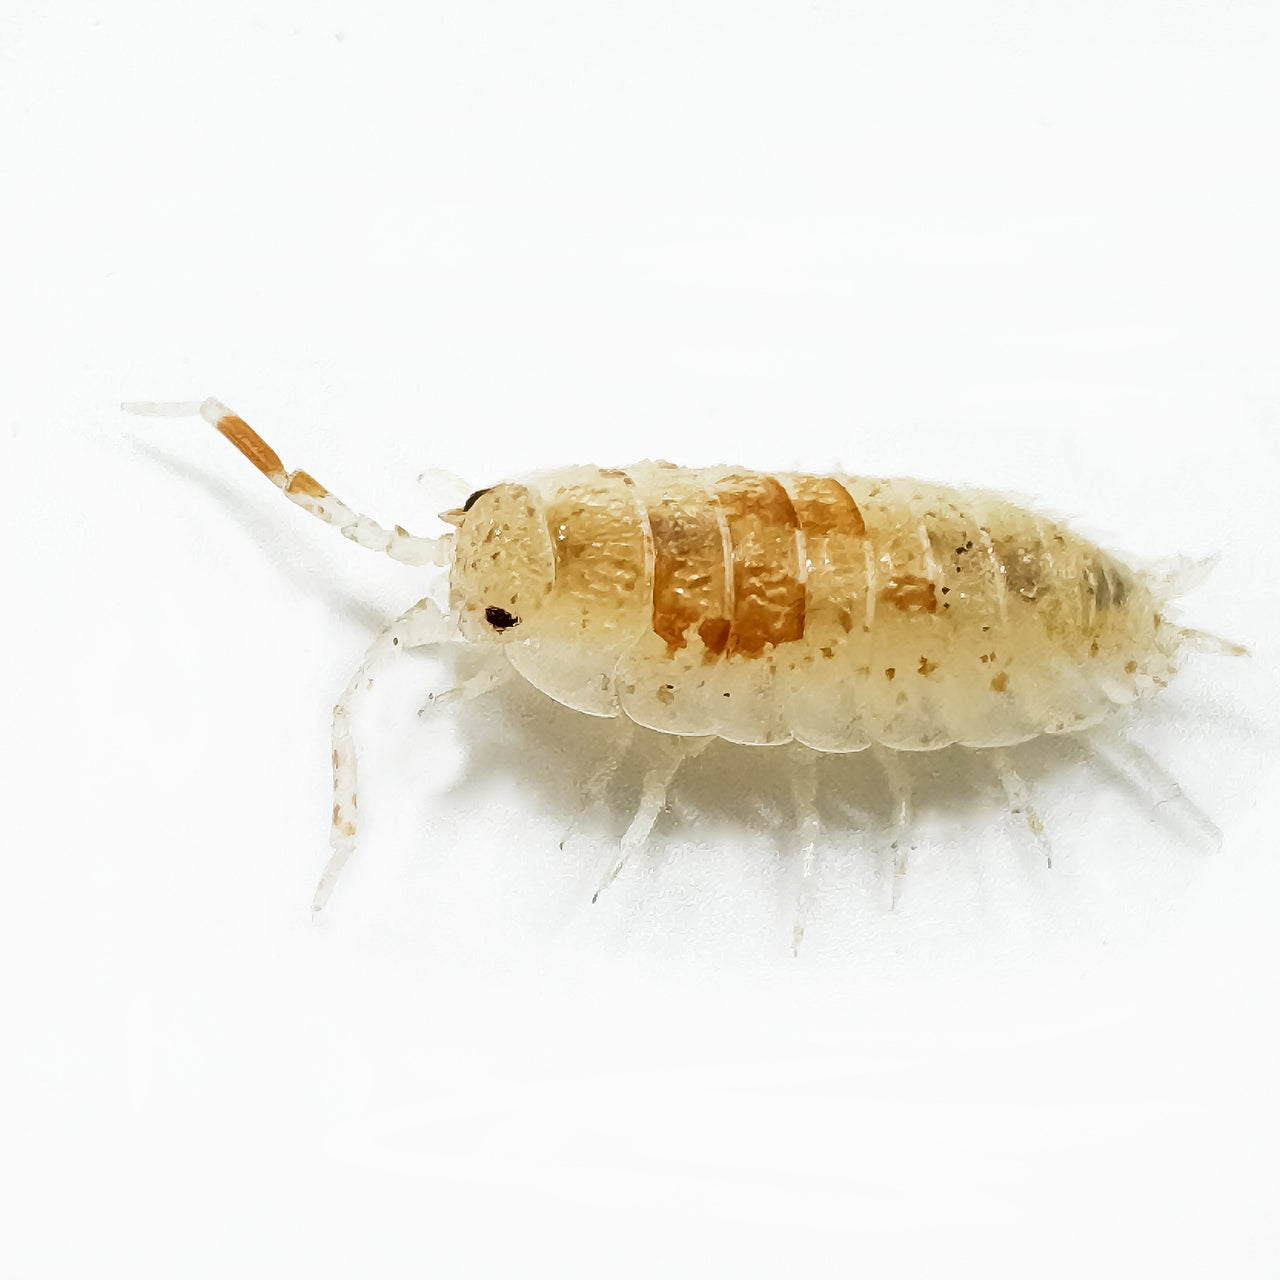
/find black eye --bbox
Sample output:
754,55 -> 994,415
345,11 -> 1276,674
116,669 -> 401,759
485,606 -> 520,631
462,487 -> 493,512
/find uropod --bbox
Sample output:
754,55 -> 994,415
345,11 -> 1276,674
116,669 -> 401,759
129,398 -> 1245,929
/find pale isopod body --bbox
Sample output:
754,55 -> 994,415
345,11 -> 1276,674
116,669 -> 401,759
448,461 -> 1177,752
128,398 -> 1242,919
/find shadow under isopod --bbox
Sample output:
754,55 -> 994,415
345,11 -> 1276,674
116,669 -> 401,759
366,645 -> 1231,962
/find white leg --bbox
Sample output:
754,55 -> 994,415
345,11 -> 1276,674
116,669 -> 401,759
991,747 -> 1053,869
313,597 -> 460,913
786,749 -> 821,955
1176,626 -> 1248,658
559,717 -> 636,851
419,661 -> 512,712
1086,725 -> 1223,850
592,735 -> 714,904
123,398 -> 449,566
874,747 -> 913,909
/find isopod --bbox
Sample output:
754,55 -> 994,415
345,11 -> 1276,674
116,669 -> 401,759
127,397 -> 1245,927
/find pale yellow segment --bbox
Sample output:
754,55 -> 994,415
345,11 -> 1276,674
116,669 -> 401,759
506,468 -> 651,716
843,478 -> 952,747
537,468 -> 650,642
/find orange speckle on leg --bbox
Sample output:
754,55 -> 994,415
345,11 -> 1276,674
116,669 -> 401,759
990,671 -> 1009,692
332,802 -> 356,837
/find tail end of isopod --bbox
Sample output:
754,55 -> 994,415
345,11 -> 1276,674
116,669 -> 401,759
1146,554 -> 1249,660
1147,552 -> 1220,601
1177,626 -> 1250,659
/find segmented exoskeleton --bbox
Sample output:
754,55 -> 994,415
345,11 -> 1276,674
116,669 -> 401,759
128,398 -> 1243,926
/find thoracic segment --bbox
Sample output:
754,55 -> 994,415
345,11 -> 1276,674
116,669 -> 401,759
450,465 -> 1183,751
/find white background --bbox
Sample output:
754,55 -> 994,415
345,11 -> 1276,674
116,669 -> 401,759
3,1 -> 1279,1275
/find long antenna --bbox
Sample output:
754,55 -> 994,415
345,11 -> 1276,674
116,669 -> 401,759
123,398 -> 450,566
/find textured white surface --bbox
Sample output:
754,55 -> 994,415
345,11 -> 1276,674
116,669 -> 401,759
3,2 -> 1279,1276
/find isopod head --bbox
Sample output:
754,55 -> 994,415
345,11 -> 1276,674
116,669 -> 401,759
449,483 -> 556,644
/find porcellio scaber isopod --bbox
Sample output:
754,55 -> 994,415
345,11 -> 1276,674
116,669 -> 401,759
127,397 -> 1245,923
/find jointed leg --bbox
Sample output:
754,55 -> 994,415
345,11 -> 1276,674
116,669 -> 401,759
313,596 -> 461,913
991,747 -> 1053,869
420,661 -> 512,712
786,749 -> 821,955
593,735 -> 714,904
1086,725 -> 1223,850
124,398 -> 449,566
874,747 -> 914,909
559,717 -> 636,851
